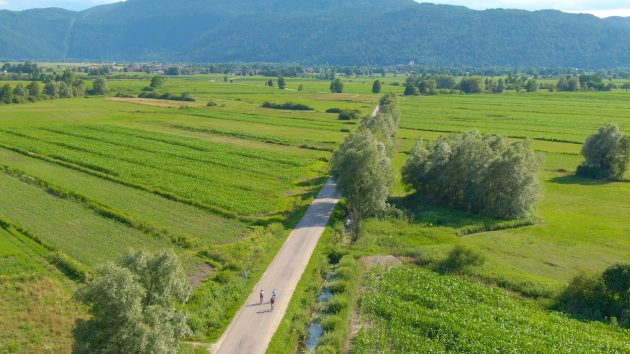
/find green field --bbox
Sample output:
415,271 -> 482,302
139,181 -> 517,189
2,73 -> 630,352
349,91 -> 630,300
355,267 -> 630,353
0,74 -> 380,350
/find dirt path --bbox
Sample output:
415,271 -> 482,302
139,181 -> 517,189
212,179 -> 340,354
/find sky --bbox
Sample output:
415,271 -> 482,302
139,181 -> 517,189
0,0 -> 630,17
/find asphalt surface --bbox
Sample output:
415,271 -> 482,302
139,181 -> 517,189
213,179 -> 341,354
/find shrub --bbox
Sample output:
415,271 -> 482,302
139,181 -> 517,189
438,245 -> 486,273
558,264 -> 630,327
326,108 -> 343,114
138,91 -> 195,102
337,109 -> 361,120
603,264 -> 630,299
557,272 -> 615,321
261,101 -> 313,111
207,101 -> 218,107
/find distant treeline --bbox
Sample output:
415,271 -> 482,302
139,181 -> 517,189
0,73 -> 109,105
402,73 -> 630,95
8,61 -> 630,82
138,91 -> 195,102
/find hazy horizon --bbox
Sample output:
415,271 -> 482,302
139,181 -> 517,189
1,0 -> 630,18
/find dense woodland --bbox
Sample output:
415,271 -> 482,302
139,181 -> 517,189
2,0 -> 630,67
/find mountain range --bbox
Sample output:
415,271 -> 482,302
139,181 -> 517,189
1,0 -> 630,68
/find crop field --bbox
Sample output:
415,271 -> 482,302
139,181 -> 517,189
0,74 -> 382,349
355,267 -> 630,353
359,91 -> 630,299
2,72 -> 630,352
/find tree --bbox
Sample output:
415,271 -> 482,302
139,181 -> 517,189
459,76 -> 485,94
568,76 -> 581,92
496,78 -> 505,93
277,77 -> 286,89
13,83 -> 25,97
223,75 -> 228,83
330,79 -> 344,93
622,83 -> 630,91
525,79 -> 539,92
404,85 -> 419,96
402,131 -> 541,218
360,93 -> 400,156
267,79 -> 274,87
74,250 -> 190,354
73,80 -> 86,97
59,81 -> 73,98
476,139 -> 542,218
603,264 -> 630,301
92,77 -> 109,95
27,81 -> 40,97
0,84 -> 13,104
372,80 -> 382,94
435,75 -> 457,90
577,123 -> 630,180
150,76 -> 165,89
44,81 -> 60,98
298,84 -> 304,91
331,128 -> 393,240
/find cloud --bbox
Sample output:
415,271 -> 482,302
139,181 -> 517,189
0,0 -> 120,11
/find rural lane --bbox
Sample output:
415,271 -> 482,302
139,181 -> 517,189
212,179 -> 341,354
212,103 -> 380,354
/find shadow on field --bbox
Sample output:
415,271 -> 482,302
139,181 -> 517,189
391,195 -> 497,229
390,195 -> 537,235
550,175 -> 610,186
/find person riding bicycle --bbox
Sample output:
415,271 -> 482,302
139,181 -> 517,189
259,290 -> 264,305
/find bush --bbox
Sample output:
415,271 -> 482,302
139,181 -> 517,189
326,108 -> 343,114
138,91 -> 195,102
207,101 -> 218,107
558,264 -> 630,327
438,245 -> 485,273
557,273 -> 615,321
337,109 -> 361,120
577,123 -> 630,180
261,101 -> 313,111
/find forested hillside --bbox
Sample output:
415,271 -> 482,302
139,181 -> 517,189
1,0 -> 630,67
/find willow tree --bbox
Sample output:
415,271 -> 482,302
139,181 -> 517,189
332,128 -> 393,240
74,250 -> 190,354
577,123 -> 630,180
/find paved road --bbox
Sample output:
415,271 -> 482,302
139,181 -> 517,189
213,179 -> 341,354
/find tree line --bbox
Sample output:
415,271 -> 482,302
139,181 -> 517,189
0,75 -> 109,105
331,93 -> 400,240
332,92 -> 548,240
401,74 -> 628,96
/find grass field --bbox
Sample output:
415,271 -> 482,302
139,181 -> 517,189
355,91 -> 630,299
0,74 -> 381,350
0,226 -> 83,353
2,73 -> 630,352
